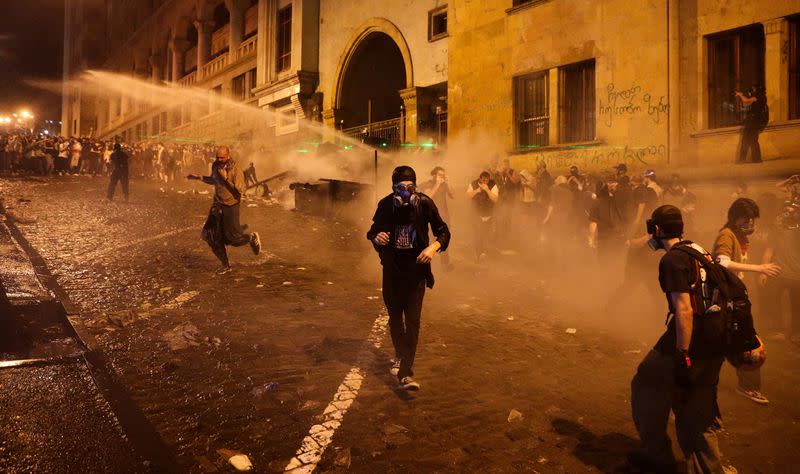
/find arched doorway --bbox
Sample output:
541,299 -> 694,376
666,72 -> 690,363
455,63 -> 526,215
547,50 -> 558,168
338,32 -> 407,141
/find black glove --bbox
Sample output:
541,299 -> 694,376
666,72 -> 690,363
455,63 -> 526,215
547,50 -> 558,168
674,350 -> 692,389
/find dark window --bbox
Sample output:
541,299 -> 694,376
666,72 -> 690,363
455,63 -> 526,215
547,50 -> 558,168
558,59 -> 595,143
213,4 -> 230,31
248,68 -> 258,95
514,71 -> 549,147
276,6 -> 292,73
708,25 -> 765,128
232,74 -> 246,101
790,17 -> 800,120
428,6 -> 447,41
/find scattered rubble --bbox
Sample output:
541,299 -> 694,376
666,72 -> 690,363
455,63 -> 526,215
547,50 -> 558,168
507,409 -> 523,423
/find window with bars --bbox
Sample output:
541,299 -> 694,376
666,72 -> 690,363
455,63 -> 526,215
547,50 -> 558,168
276,5 -> 292,73
514,71 -> 549,147
558,59 -> 595,143
790,17 -> 800,120
707,25 -> 765,128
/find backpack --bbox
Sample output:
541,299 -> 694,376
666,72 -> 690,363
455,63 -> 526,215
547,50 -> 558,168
671,243 -> 760,357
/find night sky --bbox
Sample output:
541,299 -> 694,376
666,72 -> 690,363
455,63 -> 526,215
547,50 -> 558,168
0,1 -> 65,123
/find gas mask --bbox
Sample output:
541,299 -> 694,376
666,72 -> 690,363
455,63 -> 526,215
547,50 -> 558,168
645,219 -> 664,250
392,183 -> 418,207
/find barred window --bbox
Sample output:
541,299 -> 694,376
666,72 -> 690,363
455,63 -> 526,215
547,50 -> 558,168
558,59 -> 595,143
514,71 -> 549,147
708,25 -> 765,128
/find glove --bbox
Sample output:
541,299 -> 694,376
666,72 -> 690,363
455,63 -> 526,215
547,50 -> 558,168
674,350 -> 692,389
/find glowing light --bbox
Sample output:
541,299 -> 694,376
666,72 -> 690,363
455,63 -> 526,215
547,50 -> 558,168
20,110 -> 31,118
295,149 -> 309,153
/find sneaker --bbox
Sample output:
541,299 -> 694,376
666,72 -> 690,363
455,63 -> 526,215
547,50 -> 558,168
390,359 -> 401,376
735,387 -> 769,405
216,265 -> 232,275
398,377 -> 420,391
250,232 -> 261,255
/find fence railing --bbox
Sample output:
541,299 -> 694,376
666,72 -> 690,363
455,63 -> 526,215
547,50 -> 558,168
342,117 -> 404,146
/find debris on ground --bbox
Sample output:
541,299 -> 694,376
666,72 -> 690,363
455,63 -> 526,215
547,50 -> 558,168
507,316 -> 515,321
247,203 -> 258,207
107,310 -> 137,328
217,449 -> 253,471
624,349 -> 642,354
159,286 -> 172,294
252,382 -> 279,396
163,290 -> 199,309
283,281 -> 293,286
507,409 -> 523,422
333,447 -> 351,468
163,323 -> 201,351
565,328 -> 577,334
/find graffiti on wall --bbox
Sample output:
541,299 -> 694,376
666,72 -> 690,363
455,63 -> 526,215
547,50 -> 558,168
514,143 -> 667,172
598,83 -> 670,127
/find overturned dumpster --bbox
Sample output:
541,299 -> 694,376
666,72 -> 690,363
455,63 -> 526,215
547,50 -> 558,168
289,179 -> 373,217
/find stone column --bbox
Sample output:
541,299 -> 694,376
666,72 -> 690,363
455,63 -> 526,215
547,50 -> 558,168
256,0 -> 276,87
195,19 -> 214,70
169,38 -> 189,81
226,0 -> 248,53
322,108 -> 341,142
764,18 -> 789,123
400,87 -> 420,144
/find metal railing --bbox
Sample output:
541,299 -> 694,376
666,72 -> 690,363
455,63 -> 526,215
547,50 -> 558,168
342,117 -> 404,146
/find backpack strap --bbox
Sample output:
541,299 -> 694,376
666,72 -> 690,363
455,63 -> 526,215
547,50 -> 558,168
672,244 -> 731,300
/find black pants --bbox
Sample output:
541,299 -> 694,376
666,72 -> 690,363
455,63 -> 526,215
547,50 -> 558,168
203,202 -> 252,266
107,170 -> 129,201
737,126 -> 762,163
382,269 -> 426,380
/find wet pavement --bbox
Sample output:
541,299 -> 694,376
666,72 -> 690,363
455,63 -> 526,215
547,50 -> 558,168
0,174 -> 799,473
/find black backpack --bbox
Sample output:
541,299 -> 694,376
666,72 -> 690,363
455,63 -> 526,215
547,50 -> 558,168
671,244 -> 760,357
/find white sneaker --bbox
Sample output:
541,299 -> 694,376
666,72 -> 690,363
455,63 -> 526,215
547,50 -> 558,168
398,377 -> 420,391
390,359 -> 401,376
735,387 -> 769,405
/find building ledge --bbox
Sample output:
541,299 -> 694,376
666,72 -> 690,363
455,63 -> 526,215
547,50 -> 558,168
508,140 -> 603,155
690,119 -> 800,138
506,0 -> 552,16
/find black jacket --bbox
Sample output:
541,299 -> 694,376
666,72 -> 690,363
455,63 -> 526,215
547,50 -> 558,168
366,192 -> 451,288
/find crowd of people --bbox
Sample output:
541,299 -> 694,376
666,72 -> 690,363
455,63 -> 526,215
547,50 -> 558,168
0,130 -> 238,185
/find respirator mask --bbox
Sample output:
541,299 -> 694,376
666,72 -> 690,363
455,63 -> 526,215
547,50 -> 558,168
393,183 -> 418,207
645,219 -> 664,251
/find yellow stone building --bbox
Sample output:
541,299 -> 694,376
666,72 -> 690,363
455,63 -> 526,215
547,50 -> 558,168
62,0 -> 800,176
448,0 -> 800,176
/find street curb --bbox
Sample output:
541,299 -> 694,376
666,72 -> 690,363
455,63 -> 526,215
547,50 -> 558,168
0,196 -> 182,472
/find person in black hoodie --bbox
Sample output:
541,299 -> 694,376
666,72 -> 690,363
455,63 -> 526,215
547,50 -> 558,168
367,166 -> 451,391
106,143 -> 129,202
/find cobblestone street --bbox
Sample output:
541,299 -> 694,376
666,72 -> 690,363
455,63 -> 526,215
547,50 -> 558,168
1,175 -> 799,473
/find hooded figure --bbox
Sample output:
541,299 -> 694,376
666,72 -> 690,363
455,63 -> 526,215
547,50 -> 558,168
367,165 -> 451,391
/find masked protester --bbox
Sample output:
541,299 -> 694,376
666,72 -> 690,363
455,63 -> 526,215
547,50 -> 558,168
367,166 -> 451,392
629,205 -> 733,474
712,198 -> 781,404
187,146 -> 261,274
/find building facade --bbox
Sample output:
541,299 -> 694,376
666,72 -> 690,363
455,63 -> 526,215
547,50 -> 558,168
62,0 -> 800,174
448,0 -> 800,175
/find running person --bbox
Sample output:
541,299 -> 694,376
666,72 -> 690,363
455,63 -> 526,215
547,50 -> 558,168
187,146 -> 261,274
367,166 -> 451,391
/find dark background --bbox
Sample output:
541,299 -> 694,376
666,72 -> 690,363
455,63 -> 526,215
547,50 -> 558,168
0,1 -> 65,123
